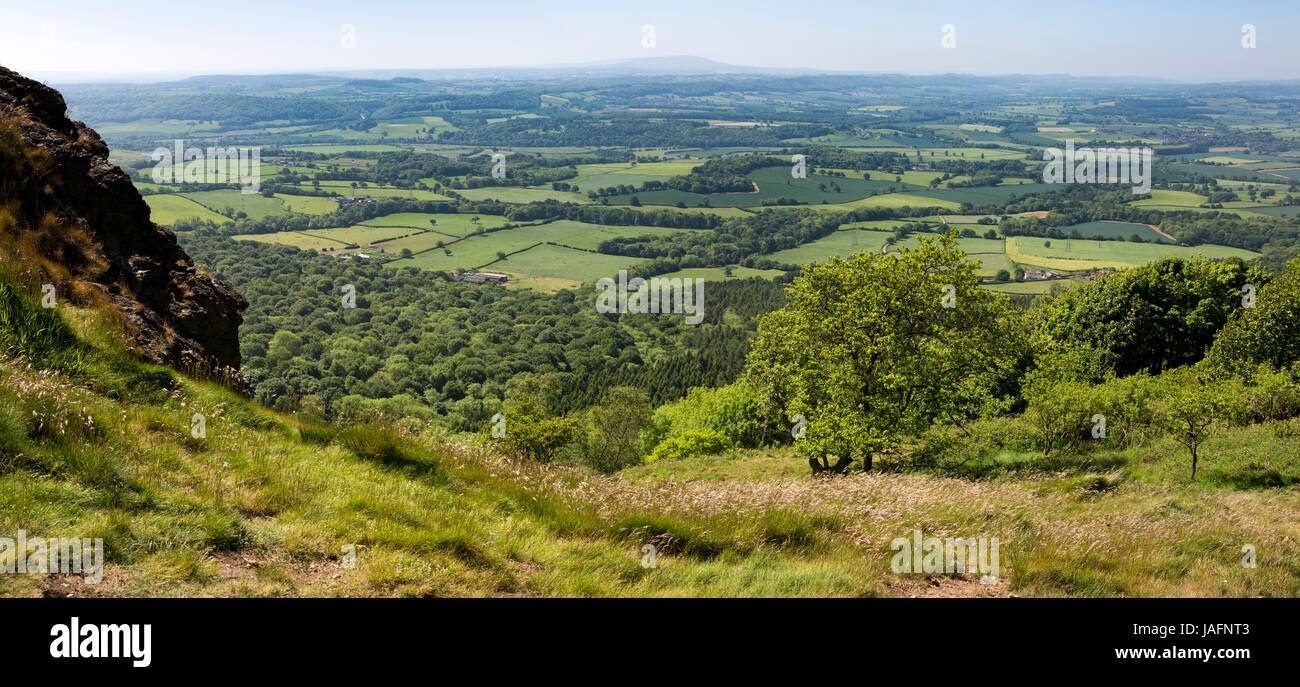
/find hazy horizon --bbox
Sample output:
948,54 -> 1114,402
1,0 -> 1297,83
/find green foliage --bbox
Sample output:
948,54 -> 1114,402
1021,353 -> 1160,454
645,427 -> 732,464
745,231 -> 1024,473
0,272 -> 82,367
180,234 -> 781,424
1152,367 -> 1247,482
1035,256 -> 1269,377
498,393 -> 577,463
1208,257 -> 1300,372
574,386 -> 652,473
646,379 -> 783,450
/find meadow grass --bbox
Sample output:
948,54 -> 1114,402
2,268 -> 1296,598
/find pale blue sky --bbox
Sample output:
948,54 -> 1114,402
1,0 -> 1296,82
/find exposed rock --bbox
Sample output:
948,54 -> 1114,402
0,65 -> 245,373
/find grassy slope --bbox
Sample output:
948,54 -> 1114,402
1,269 -> 1297,598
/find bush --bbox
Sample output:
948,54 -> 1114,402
648,380 -> 783,449
646,428 -> 732,464
1240,365 -> 1300,423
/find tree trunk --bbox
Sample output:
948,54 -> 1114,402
809,454 -> 854,475
1190,446 -> 1198,482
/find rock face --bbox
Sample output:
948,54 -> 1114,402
0,66 -> 245,373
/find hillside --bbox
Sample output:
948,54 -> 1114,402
2,289 -> 1298,597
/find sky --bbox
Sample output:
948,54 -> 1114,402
0,0 -> 1296,82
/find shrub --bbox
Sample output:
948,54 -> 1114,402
1240,365 -> 1300,423
648,380 -> 783,449
646,428 -> 732,464
497,393 -> 577,464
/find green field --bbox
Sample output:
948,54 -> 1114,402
1131,189 -> 1207,208
143,194 -> 228,224
369,231 -> 461,255
1007,236 -> 1259,270
1064,220 -> 1173,243
489,243 -> 650,289
456,187 -> 589,203
283,144 -> 407,154
383,219 -> 692,270
653,266 -> 788,281
767,229 -> 895,264
360,212 -> 512,236
274,194 -> 338,214
291,182 -> 453,201
910,182 -> 1062,206
983,279 -> 1076,294
814,193 -> 962,211
231,231 -> 349,251
303,225 -> 425,247
622,204 -> 753,218
528,220 -> 702,250
179,189 -> 291,220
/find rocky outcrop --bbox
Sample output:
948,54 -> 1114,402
0,66 -> 245,373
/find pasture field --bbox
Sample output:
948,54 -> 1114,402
274,194 -> 339,214
1007,236 -> 1259,270
360,212 -> 513,236
820,169 -> 973,188
385,228 -> 560,272
768,228 -> 1012,277
303,225 -> 425,246
622,204 -> 753,218
895,234 -> 1006,255
489,243 -> 649,288
231,231 -> 348,251
1167,162 -> 1282,182
983,279 -> 1075,294
1064,220 -> 1172,243
843,219 -> 926,231
813,193 -> 962,211
653,266 -> 788,281
143,194 -> 228,224
530,220 -> 703,250
613,160 -> 700,175
569,170 -> 666,192
768,229 -> 895,264
1131,189 -> 1207,208
911,182 -> 1061,206
1247,205 -> 1300,218
965,251 -> 1016,277
289,183 -> 453,201
283,144 -> 406,153
179,189 -> 290,220
370,231 -> 461,255
455,186 -> 589,203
